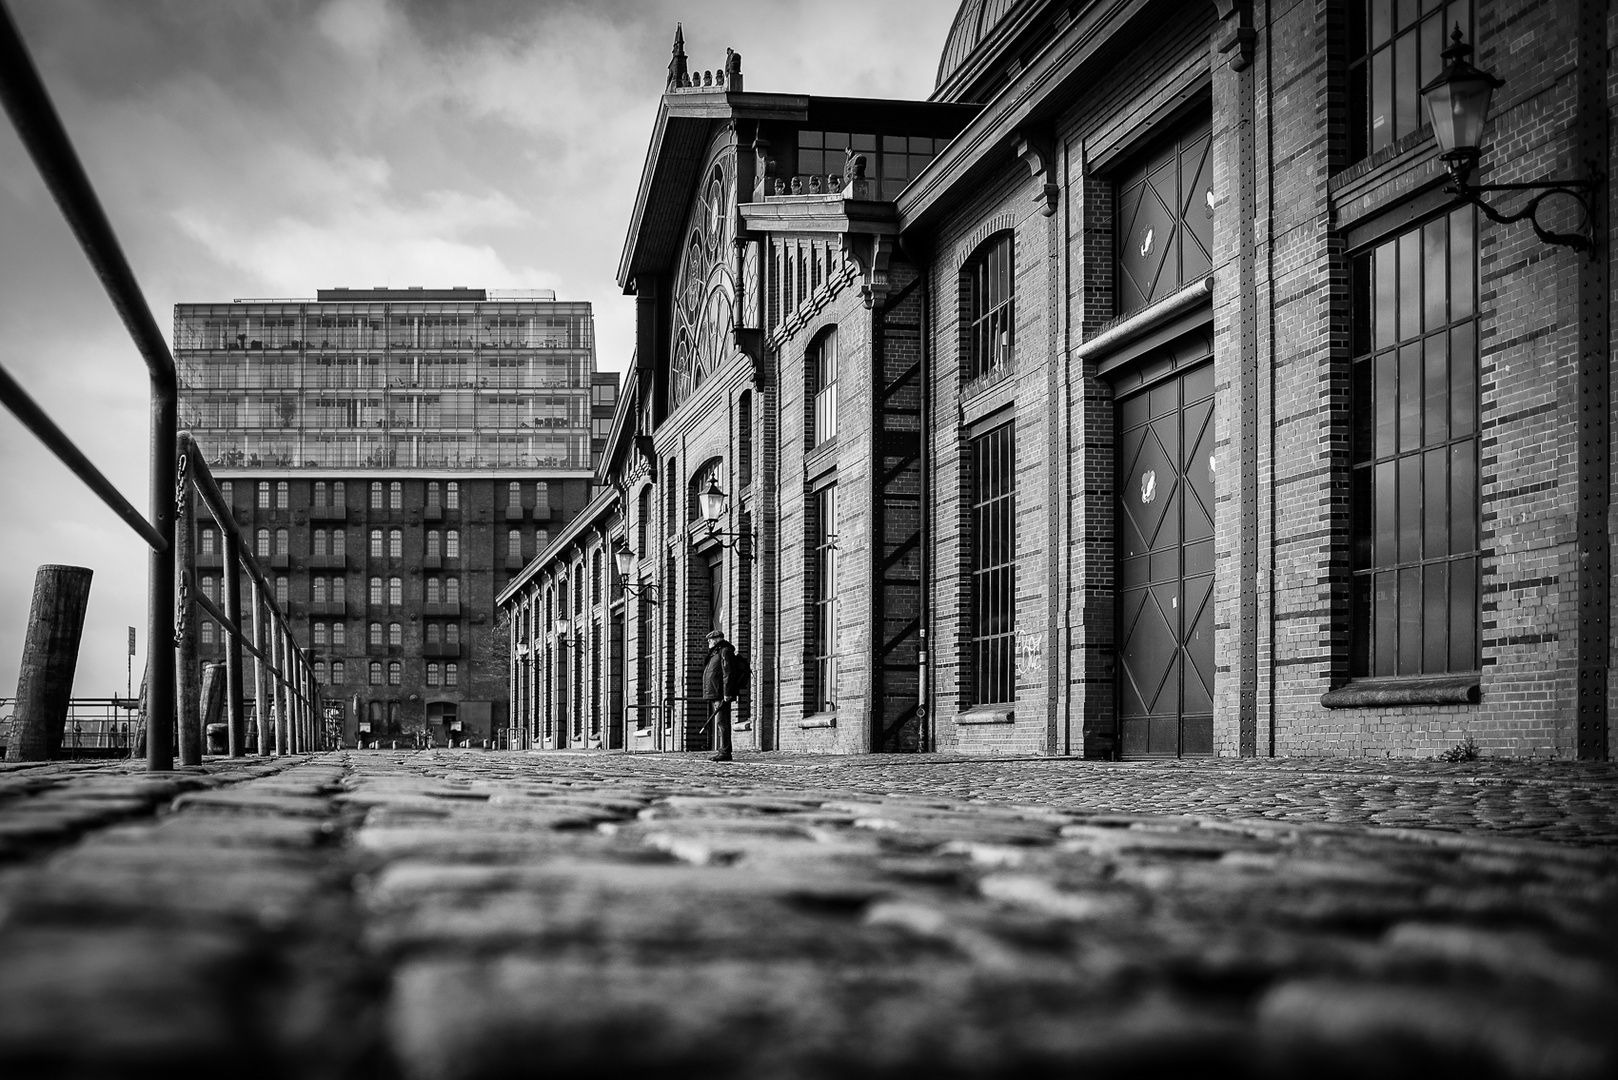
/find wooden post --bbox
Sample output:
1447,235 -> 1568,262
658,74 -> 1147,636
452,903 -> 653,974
199,661 -> 225,754
175,488 -> 202,767
9,564 -> 93,760
223,529 -> 245,756
251,580 -> 269,754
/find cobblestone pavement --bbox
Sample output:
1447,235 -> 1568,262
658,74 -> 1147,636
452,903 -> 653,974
0,750 -> 1614,1078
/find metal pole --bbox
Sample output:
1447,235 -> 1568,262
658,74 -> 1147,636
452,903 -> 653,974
223,527 -> 245,756
270,621 -> 285,756
174,463 -> 201,767
251,580 -> 269,755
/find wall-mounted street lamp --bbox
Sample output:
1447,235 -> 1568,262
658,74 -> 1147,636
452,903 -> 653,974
1420,26 -> 1599,253
614,547 -> 661,604
696,478 -> 755,561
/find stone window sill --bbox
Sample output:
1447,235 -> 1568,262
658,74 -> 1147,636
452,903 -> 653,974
1320,674 -> 1480,710
957,706 -> 1014,725
801,711 -> 837,729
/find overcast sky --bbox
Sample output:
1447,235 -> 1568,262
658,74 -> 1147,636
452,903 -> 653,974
0,0 -> 957,704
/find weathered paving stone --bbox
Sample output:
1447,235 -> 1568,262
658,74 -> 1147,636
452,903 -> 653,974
0,749 -> 1614,1077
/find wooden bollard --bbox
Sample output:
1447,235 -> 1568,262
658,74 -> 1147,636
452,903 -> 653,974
9,565 -> 93,761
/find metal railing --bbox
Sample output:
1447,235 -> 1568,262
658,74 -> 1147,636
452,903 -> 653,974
0,5 -> 321,767
0,696 -> 140,758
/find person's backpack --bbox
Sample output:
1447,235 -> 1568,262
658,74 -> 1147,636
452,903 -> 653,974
728,650 -> 751,698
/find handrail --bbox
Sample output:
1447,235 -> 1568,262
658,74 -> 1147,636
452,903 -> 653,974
0,2 -> 178,770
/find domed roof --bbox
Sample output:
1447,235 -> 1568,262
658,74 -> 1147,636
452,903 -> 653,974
936,0 -> 1024,92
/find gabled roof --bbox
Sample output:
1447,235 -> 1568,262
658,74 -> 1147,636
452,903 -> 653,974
616,91 -> 810,292
594,357 -> 641,486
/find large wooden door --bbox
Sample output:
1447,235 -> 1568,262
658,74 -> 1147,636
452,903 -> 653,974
1116,362 -> 1215,757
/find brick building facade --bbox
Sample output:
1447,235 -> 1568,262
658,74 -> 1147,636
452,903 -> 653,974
504,2 -> 1614,761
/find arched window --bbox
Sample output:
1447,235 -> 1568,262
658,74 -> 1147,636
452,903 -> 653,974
370,529 -> 383,557
389,481 -> 402,510
257,482 -> 270,509
256,528 -> 271,557
369,622 -> 382,646
275,528 -> 289,555
219,481 -> 232,504
508,480 -> 522,509
388,622 -> 402,647
427,662 -> 440,687
332,577 -> 346,604
427,530 -> 441,557
332,529 -> 346,557
445,481 -> 460,510
200,621 -> 215,646
389,529 -> 402,558
446,623 -> 460,647
313,623 -> 327,648
313,528 -> 327,556
427,624 -> 441,646
427,578 -> 441,604
332,622 -> 346,648
369,577 -> 383,605
314,660 -> 327,683
200,575 -> 216,602
314,481 -> 327,508
427,481 -> 440,508
200,527 -> 217,556
446,530 -> 461,558
445,662 -> 459,687
811,328 -> 837,445
331,660 -> 345,684
332,481 -> 345,508
387,660 -> 401,686
313,578 -> 327,603
275,481 -> 289,509
275,576 -> 288,607
370,482 -> 383,509
388,577 -> 402,605
369,661 -> 383,685
446,577 -> 461,604
966,232 -> 1014,381
508,529 -> 522,558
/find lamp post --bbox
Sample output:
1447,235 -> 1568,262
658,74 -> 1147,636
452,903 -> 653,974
696,478 -> 754,560
1420,26 -> 1599,253
615,547 -> 661,603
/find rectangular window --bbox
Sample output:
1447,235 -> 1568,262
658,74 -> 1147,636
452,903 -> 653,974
812,484 -> 838,712
812,329 -> 838,445
1349,207 -> 1478,677
967,234 -> 1014,380
1115,118 -> 1212,316
970,423 -> 1016,705
1347,0 -> 1472,164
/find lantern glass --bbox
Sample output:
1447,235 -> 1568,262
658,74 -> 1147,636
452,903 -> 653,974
615,549 -> 635,577
699,479 -> 727,523
1424,72 -> 1495,156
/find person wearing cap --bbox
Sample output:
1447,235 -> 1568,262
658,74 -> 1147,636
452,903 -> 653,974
701,629 -> 739,761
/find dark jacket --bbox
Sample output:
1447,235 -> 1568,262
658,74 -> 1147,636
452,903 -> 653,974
703,642 -> 738,701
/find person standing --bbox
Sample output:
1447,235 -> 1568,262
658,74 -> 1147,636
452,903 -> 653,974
702,629 -> 738,762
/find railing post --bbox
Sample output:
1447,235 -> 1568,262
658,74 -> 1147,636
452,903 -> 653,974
223,527 -> 245,756
146,391 -> 177,771
250,580 -> 269,755
272,622 -> 288,756
174,449 -> 201,767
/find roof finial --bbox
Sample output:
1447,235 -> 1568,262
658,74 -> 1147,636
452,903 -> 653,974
668,23 -> 688,90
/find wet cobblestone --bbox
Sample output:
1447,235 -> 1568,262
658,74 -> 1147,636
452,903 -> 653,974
0,750 -> 1613,1078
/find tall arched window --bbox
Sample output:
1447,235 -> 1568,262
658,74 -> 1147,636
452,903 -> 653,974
387,660 -> 401,686
332,660 -> 345,684
811,328 -> 837,445
427,530 -> 441,557
313,578 -> 328,603
256,528 -> 270,557
389,481 -> 402,510
314,481 -> 327,507
966,233 -> 1014,381
332,622 -> 346,648
200,528 -> 217,556
446,530 -> 461,558
275,481 -> 289,509
332,481 -> 345,508
427,624 -> 441,646
445,662 -> 459,687
332,529 -> 346,557
369,661 -> 383,685
370,482 -> 383,509
313,623 -> 328,648
389,529 -> 402,558
388,622 -> 402,647
446,577 -> 461,604
427,578 -> 441,604
313,529 -> 328,556
369,577 -> 383,605
739,390 -> 753,485
427,662 -> 441,687
388,577 -> 402,605
370,529 -> 383,557
445,481 -> 460,510
275,528 -> 289,555
332,577 -> 346,604
446,624 -> 460,647
508,529 -> 522,558
369,622 -> 382,646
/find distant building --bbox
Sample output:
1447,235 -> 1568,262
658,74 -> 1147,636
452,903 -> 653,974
175,287 -> 616,746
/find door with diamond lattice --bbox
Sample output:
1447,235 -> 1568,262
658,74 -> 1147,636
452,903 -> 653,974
1116,362 -> 1215,757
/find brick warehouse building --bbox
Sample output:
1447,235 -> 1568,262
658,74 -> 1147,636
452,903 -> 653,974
176,288 -> 616,747
503,0 -> 1614,761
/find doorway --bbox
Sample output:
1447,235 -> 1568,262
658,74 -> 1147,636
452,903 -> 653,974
1115,361 -> 1215,757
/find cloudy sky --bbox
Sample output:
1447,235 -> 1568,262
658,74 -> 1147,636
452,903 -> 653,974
0,0 -> 957,703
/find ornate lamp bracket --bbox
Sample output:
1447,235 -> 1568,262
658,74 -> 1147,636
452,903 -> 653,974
1444,169 -> 1601,254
